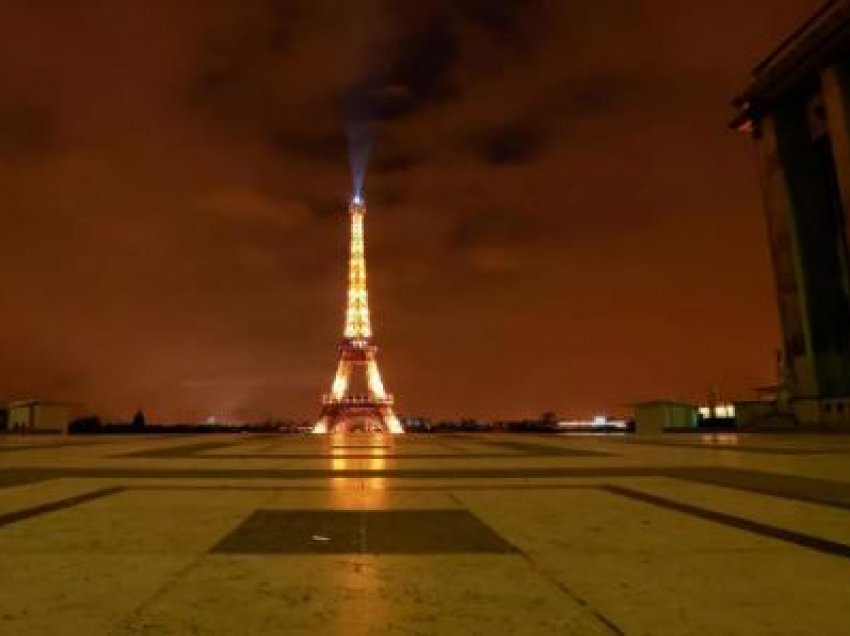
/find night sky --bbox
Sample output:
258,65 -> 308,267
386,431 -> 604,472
0,1 -> 825,422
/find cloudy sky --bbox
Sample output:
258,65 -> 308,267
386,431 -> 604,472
0,0 -> 824,422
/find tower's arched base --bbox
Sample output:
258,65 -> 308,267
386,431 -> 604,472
312,405 -> 403,434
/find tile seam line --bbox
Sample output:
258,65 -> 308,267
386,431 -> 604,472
0,486 -> 125,528
451,485 -> 625,636
107,486 -> 281,634
671,470 -> 850,511
600,485 -> 850,560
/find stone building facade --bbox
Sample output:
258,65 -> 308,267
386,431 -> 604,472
733,0 -> 850,426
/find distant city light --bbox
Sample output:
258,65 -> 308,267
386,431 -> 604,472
558,416 -> 629,429
698,404 -> 736,419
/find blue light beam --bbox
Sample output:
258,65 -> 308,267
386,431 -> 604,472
347,122 -> 373,201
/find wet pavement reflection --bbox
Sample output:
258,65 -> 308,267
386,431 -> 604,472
328,432 -> 391,502
326,432 -> 392,633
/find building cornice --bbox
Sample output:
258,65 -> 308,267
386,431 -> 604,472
732,0 -> 850,130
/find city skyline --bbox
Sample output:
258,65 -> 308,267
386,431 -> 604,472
0,1 -> 825,422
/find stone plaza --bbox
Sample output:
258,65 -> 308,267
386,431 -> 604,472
1,432 -> 849,634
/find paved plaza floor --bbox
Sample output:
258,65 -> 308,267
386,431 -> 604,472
2,432 -> 850,635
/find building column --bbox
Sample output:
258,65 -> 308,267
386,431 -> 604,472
753,114 -> 817,397
821,62 -> 850,264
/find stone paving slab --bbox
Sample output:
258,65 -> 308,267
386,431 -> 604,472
111,555 -> 614,636
1,432 -> 850,634
212,509 -> 518,555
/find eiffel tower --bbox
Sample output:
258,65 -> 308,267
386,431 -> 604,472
313,195 -> 403,434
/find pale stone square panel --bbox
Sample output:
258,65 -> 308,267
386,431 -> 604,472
0,489 -> 270,554
617,476 -> 850,545
0,553 -> 193,636
113,555 -> 613,635
456,487 -> 850,635
0,478 -> 118,516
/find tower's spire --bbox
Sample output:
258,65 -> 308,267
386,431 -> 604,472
313,195 -> 403,434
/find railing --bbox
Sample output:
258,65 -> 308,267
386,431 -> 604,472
322,393 -> 394,406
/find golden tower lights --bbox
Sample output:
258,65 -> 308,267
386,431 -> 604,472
313,195 -> 403,434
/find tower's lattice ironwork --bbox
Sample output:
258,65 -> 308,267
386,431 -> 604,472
313,197 -> 403,434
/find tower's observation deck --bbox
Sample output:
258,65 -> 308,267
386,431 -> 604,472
313,197 -> 403,434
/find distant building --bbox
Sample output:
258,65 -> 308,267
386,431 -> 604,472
400,416 -> 430,432
633,401 -> 698,435
732,0 -> 850,428
7,400 -> 78,434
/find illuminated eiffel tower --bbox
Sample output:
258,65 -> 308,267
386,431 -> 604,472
313,195 -> 403,434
